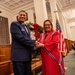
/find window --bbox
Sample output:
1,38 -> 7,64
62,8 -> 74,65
0,16 -> 10,45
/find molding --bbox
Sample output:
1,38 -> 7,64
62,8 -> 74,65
49,0 -> 56,2
67,17 -> 75,23
62,3 -> 75,11
0,5 -> 12,13
57,0 -> 62,11
12,2 -> 34,15
0,2 -> 34,14
69,24 -> 75,27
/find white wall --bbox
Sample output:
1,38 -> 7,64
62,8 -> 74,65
1,0 -> 75,44
12,2 -> 34,22
0,8 -> 13,28
56,0 -> 75,41
0,7 -> 13,44
70,26 -> 75,41
12,9 -> 34,23
0,3 -> 35,44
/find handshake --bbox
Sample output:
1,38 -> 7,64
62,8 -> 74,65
35,41 -> 44,48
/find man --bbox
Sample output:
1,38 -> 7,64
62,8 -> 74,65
10,10 -> 37,75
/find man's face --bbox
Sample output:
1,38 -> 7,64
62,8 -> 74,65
18,12 -> 26,23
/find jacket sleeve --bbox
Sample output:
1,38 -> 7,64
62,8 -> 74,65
10,22 -> 35,47
44,31 -> 60,52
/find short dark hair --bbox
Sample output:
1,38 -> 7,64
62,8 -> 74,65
18,10 -> 26,14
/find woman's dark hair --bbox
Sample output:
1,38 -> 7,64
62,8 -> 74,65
43,19 -> 53,31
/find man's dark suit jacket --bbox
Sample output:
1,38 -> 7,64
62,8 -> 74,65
10,21 -> 35,61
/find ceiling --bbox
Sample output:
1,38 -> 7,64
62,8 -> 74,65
0,0 -> 33,10
0,0 -> 75,11
59,0 -> 75,26
59,0 -> 75,8
0,0 -> 75,25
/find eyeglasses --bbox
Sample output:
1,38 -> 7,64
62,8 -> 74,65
44,24 -> 51,26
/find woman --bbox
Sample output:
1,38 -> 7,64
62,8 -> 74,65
36,20 -> 65,75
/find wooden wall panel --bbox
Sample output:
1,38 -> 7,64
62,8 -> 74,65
64,39 -> 74,52
0,45 -> 42,75
0,45 -> 11,62
0,61 -> 11,75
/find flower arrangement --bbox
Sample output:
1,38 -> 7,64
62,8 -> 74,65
26,22 -> 43,40
26,22 -> 43,58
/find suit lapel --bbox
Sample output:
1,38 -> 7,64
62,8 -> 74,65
15,21 -> 30,35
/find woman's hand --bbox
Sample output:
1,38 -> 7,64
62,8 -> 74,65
36,42 -> 44,48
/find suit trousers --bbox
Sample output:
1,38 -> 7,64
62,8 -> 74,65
12,61 -> 32,75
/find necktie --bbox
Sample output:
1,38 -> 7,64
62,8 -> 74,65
22,24 -> 29,33
25,25 -> 29,33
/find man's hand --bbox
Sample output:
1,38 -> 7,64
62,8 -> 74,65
35,41 -> 44,48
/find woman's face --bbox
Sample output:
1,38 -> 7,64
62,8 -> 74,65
44,21 -> 52,32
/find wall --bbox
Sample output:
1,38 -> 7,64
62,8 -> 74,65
70,26 -> 75,41
1,0 -> 75,44
0,6 -> 13,44
12,9 -> 34,23
0,2 -> 34,44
